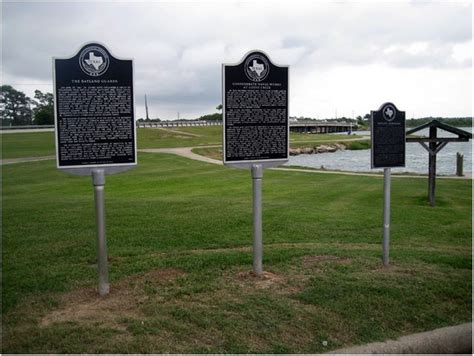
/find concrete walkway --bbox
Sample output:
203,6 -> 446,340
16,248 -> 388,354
139,146 -> 472,179
330,322 -> 472,354
0,128 -> 54,134
2,148 -> 472,180
1,155 -> 56,165
0,146 -> 220,166
274,167 -> 472,179
140,148 -> 472,180
139,146 -> 223,165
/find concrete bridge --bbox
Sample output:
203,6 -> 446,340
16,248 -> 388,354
290,121 -> 356,133
137,120 -> 356,133
136,120 -> 221,128
2,121 -> 356,134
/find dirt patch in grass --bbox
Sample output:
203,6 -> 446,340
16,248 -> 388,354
235,271 -> 286,289
40,268 -> 186,331
302,255 -> 352,268
40,288 -> 138,331
228,270 -> 307,296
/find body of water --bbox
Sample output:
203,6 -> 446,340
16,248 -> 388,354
287,127 -> 472,175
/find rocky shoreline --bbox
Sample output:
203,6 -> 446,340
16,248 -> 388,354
290,143 -> 346,156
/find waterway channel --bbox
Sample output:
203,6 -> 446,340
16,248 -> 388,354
286,127 -> 472,175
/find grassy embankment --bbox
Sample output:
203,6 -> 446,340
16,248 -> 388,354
1,126 -> 368,160
192,139 -> 371,162
1,126 -> 222,159
2,148 -> 471,353
191,131 -> 369,161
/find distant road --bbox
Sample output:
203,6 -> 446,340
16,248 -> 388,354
1,128 -> 54,134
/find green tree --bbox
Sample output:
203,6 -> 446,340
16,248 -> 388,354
216,104 -> 223,111
0,85 -> 34,126
32,90 -> 54,125
197,113 -> 222,121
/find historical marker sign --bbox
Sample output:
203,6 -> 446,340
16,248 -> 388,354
371,102 -> 406,168
54,42 -> 136,169
222,51 -> 289,166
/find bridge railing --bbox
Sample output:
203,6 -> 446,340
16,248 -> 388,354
137,121 -> 222,128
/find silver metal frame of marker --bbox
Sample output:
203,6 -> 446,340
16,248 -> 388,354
221,49 -> 290,169
52,41 -> 138,176
370,102 -> 406,169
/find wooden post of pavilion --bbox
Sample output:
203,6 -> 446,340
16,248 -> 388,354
406,120 -> 472,206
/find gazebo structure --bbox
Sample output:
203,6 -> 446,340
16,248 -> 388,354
406,120 -> 472,206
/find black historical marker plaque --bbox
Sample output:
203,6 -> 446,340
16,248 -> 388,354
54,42 -> 136,168
371,102 -> 406,168
223,51 -> 289,165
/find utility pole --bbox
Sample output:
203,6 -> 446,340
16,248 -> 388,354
145,94 -> 149,120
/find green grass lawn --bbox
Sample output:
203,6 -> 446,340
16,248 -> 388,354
0,127 -> 223,159
1,132 -> 56,159
2,152 -> 471,353
1,127 -> 366,159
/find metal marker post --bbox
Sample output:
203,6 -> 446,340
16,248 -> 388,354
382,168 -> 391,266
428,126 -> 437,206
54,43 -> 136,297
251,164 -> 263,276
92,169 -> 109,296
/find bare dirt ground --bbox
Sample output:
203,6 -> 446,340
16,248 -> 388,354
40,268 -> 186,330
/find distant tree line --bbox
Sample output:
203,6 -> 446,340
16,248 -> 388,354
3,88 -> 470,129
196,113 -> 222,121
137,117 -> 162,122
290,115 -> 472,129
194,104 -> 222,121
406,117 -> 472,128
1,85 -> 54,126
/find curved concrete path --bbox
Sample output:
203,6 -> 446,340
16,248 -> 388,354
139,146 -> 223,165
2,147 -> 472,180
139,147 -> 472,180
1,155 -> 56,165
274,167 -> 472,179
0,128 -> 55,134
330,322 -> 472,354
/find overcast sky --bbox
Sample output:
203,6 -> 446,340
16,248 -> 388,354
2,0 -> 472,120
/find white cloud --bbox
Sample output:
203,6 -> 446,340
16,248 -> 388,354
1,0 -> 472,119
292,63 -> 472,119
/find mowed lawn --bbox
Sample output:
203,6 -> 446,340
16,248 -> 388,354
1,127 -> 223,159
1,126 -> 365,159
2,152 -> 471,353
1,131 -> 56,159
